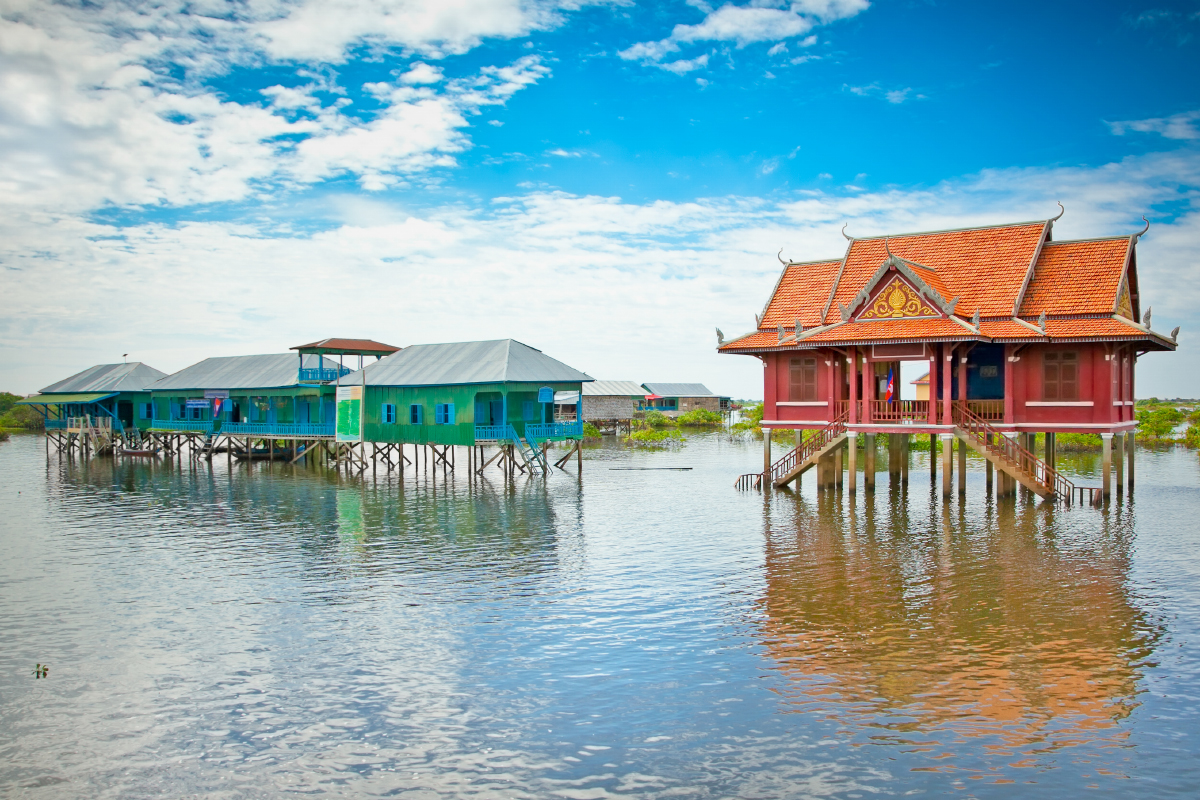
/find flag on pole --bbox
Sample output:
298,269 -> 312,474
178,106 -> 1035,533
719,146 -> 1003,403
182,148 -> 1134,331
885,366 -> 895,403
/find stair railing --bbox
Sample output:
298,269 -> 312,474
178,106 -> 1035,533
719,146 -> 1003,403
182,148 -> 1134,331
766,410 -> 850,483
952,403 -> 1074,501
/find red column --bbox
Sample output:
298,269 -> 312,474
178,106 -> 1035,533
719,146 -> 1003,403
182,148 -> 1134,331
941,345 -> 954,426
763,354 -> 776,422
1003,345 -> 1015,425
957,350 -> 968,414
848,347 -> 858,424
927,346 -> 938,424
863,356 -> 874,423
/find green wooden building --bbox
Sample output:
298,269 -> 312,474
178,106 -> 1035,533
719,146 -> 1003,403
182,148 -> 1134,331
346,339 -> 592,447
146,352 -> 350,435
18,362 -> 167,432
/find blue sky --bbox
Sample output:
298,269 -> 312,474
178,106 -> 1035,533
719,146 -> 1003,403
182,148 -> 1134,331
2,0 -> 1200,398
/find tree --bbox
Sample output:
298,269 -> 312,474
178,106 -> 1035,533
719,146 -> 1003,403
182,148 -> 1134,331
0,392 -> 20,416
1136,406 -> 1183,441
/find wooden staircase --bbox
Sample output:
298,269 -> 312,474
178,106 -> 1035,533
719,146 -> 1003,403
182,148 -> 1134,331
734,412 -> 849,489
952,404 -> 1074,501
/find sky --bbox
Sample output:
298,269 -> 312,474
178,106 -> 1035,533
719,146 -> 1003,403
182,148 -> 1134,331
2,0 -> 1199,399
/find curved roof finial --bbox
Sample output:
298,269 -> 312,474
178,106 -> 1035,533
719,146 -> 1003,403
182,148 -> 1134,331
841,224 -> 853,241
1050,201 -> 1065,222
884,236 -> 894,258
777,248 -> 789,265
1132,215 -> 1150,243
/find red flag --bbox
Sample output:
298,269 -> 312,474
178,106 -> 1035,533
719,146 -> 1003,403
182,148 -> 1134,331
885,367 -> 895,402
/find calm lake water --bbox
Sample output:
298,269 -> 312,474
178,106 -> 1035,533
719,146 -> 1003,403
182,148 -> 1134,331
2,431 -> 1199,798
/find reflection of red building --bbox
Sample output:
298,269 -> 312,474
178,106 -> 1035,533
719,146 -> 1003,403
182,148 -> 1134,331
719,215 -> 1177,497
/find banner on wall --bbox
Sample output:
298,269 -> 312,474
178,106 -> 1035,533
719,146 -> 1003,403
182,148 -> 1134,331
336,385 -> 363,442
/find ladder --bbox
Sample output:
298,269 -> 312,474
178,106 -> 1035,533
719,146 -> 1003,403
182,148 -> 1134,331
952,404 -> 1074,501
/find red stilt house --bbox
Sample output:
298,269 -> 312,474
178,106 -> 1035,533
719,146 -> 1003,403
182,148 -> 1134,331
719,213 -> 1178,499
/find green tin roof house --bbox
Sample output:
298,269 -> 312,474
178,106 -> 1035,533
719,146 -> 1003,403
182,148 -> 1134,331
350,339 -> 592,448
18,362 -> 167,432
147,353 -> 351,436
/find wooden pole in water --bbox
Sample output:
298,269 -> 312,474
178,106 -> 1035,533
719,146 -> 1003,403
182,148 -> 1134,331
763,430 -> 771,480
957,433 -> 966,495
1127,433 -> 1135,491
834,439 -> 843,488
1114,433 -> 1124,491
985,432 -> 993,492
847,432 -> 857,493
930,433 -> 937,480
901,434 -> 909,485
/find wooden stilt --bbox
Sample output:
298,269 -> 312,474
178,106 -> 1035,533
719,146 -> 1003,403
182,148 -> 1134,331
864,434 -> 875,491
763,431 -> 771,479
957,433 -> 966,494
985,432 -> 993,492
1102,433 -> 1113,498
930,433 -> 937,480
941,434 -> 953,498
900,434 -> 909,485
1114,433 -> 1124,491
834,440 -> 843,488
1127,433 -> 1135,491
847,433 -> 857,494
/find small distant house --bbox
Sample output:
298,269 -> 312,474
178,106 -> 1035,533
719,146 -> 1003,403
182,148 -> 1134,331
553,380 -> 647,421
147,353 -> 348,434
912,372 -> 930,401
640,383 -> 724,417
18,362 -> 167,432
354,339 -> 592,446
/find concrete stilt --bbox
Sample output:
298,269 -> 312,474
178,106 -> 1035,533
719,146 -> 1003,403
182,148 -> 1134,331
941,434 -> 954,498
763,431 -> 772,479
985,432 -> 993,492
930,433 -> 938,480
834,441 -> 843,488
1114,433 -> 1124,492
901,434 -> 909,485
1045,432 -> 1056,472
1102,432 -> 1113,498
957,433 -> 967,494
1128,433 -> 1135,491
847,434 -> 857,493
864,434 -> 876,491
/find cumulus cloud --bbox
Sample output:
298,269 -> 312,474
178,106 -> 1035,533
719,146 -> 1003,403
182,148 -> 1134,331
0,2 -> 559,211
1109,110 -> 1200,140
3,150 -> 1198,398
618,0 -> 867,70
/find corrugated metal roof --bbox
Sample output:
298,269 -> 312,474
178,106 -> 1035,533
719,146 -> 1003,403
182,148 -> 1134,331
18,392 -> 118,405
583,380 -> 646,397
149,354 -> 339,391
40,362 -> 167,393
355,339 -> 592,387
642,382 -> 716,398
554,391 -> 581,404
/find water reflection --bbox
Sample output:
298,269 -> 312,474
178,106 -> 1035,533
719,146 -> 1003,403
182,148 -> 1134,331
759,486 -> 1163,763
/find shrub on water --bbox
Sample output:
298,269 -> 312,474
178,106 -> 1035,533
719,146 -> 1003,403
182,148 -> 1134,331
642,410 -> 674,428
1185,425 -> 1200,449
625,428 -> 685,447
0,405 -> 42,431
582,423 -> 603,440
1056,432 -> 1103,451
1136,406 -> 1184,442
676,408 -> 722,426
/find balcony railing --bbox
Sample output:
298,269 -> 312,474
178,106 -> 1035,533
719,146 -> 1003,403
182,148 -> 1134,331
474,424 -> 510,442
45,419 -> 68,430
152,420 -> 214,433
965,400 -> 1005,421
221,422 -> 335,437
866,400 -> 930,422
526,420 -> 584,440
298,366 -> 353,383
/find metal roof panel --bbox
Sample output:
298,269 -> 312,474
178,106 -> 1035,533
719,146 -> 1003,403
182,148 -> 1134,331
355,340 -> 592,387
149,354 -> 338,391
642,382 -> 716,397
40,362 -> 167,393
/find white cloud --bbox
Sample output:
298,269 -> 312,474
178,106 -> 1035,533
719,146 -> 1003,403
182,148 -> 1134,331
661,54 -> 710,74
4,150 -> 1198,399
1109,110 -> 1200,140
846,83 -> 917,103
399,61 -> 445,84
618,0 -> 867,70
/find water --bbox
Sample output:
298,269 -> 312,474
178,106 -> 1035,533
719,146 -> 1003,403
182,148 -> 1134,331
2,432 -> 1199,798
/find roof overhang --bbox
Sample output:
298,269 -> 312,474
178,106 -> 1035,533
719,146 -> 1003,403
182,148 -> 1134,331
18,392 -> 119,405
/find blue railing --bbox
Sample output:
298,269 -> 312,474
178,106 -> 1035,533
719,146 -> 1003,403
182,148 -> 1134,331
299,367 -> 353,382
45,419 -> 67,430
221,422 -> 335,437
474,424 -> 509,441
152,420 -> 214,433
526,420 -> 584,439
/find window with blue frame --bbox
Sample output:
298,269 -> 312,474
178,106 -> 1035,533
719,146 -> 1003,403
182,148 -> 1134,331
382,403 -> 396,424
410,404 -> 424,424
434,403 -> 456,425
140,403 -> 151,420
522,401 -> 536,421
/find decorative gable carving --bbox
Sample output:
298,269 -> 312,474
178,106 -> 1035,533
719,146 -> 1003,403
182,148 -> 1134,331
1115,278 -> 1134,320
857,276 -> 941,320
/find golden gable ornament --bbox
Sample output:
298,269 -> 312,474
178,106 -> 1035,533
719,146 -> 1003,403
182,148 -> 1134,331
857,277 -> 940,320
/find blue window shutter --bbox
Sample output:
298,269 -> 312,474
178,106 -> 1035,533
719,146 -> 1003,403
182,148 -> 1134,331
410,404 -> 423,425
475,401 -> 485,423
447,403 -> 455,425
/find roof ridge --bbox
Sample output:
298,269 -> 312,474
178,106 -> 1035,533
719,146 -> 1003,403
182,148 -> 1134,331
1042,235 -> 1136,245
851,219 -> 1050,240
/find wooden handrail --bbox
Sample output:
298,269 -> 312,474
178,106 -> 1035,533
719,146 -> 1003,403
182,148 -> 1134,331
952,403 -> 1074,501
767,410 -> 849,482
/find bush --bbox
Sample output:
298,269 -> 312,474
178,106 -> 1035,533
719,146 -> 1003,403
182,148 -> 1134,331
676,408 -> 722,426
582,422 -> 603,439
0,405 -> 43,430
642,410 -> 674,428
1136,406 -> 1184,442
625,428 -> 685,447
1056,432 -> 1103,451
1185,425 -> 1200,449
0,392 -> 21,416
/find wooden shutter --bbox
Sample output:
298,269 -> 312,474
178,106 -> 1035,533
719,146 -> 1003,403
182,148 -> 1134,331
789,357 -> 818,402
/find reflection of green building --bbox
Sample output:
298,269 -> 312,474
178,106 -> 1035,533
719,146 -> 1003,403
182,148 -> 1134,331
18,362 -> 167,432
351,339 -> 591,448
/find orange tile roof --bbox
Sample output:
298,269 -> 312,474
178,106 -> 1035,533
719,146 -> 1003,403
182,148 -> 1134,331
1019,239 -> 1131,316
760,260 -> 842,329
825,223 -> 1046,324
803,318 -> 979,344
